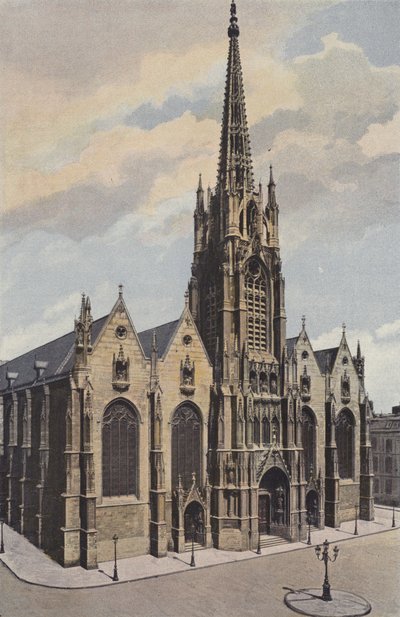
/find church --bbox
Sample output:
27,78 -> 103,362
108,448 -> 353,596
0,2 -> 374,569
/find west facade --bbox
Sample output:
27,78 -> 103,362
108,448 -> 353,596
0,2 -> 374,569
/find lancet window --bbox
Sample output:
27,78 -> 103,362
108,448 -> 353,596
336,409 -> 355,479
102,401 -> 138,498
245,259 -> 267,351
171,404 -> 202,490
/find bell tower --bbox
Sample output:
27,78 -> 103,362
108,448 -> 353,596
188,1 -> 293,552
189,0 -> 286,385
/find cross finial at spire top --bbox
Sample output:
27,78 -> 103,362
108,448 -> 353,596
118,284 -> 124,297
228,0 -> 239,38
342,322 -> 346,334
302,315 -> 306,329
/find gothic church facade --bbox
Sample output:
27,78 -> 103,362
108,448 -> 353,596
0,3 -> 374,569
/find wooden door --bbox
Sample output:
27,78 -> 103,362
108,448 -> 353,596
258,493 -> 271,534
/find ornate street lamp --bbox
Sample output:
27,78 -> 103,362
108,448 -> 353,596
190,524 -> 196,567
392,502 -> 396,528
314,539 -> 339,602
354,504 -> 358,536
0,519 -> 4,554
112,534 -> 119,581
306,510 -> 312,545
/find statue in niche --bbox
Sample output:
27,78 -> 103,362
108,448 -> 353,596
226,464 -> 235,487
275,487 -> 284,525
270,373 -> 278,395
181,355 -> 194,385
260,371 -> 268,393
341,371 -> 350,400
75,323 -> 84,346
250,369 -> 257,393
300,367 -> 311,400
115,346 -> 129,380
180,355 -> 195,394
112,346 -> 130,390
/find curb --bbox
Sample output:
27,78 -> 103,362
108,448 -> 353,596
0,526 -> 398,591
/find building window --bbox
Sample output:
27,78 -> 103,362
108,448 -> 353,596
385,456 -> 392,474
171,404 -> 202,491
374,478 -> 379,493
336,409 -> 355,479
245,259 -> 268,351
102,401 -> 138,498
302,407 -> 316,480
371,437 -> 377,450
373,456 -> 379,472
386,439 -> 392,453
385,479 -> 392,495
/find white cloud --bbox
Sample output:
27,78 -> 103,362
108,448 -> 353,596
358,112 -> 400,158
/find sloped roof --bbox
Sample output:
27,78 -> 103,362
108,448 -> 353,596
314,347 -> 339,374
138,319 -> 180,358
0,316 -> 108,391
286,336 -> 298,357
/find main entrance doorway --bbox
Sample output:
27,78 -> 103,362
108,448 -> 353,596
258,466 -> 290,536
184,501 -> 205,545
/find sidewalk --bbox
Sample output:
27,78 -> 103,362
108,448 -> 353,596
0,507 -> 398,590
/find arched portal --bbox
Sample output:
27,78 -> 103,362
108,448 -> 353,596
306,490 -> 319,526
184,501 -> 205,545
258,467 -> 290,535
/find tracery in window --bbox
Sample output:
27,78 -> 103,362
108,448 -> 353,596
336,409 -> 355,479
245,259 -> 267,351
102,401 -> 138,498
171,404 -> 202,491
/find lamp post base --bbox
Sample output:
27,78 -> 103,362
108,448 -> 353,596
284,588 -> 371,617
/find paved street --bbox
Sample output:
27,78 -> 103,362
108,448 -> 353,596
1,529 -> 398,617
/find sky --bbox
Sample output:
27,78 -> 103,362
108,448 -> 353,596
0,0 -> 399,413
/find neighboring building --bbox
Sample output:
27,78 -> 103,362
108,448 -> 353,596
371,406 -> 400,506
0,2 -> 374,569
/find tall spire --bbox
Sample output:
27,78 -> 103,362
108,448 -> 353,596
217,1 -> 253,194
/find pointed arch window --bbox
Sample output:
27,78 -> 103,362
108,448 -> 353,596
245,259 -> 267,351
171,404 -> 202,490
102,401 -> 138,498
336,409 -> 355,479
302,407 -> 316,480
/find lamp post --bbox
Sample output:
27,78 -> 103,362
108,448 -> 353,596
0,519 -> 4,554
354,504 -> 358,536
256,527 -> 261,555
112,534 -> 119,581
307,510 -> 312,546
315,539 -> 339,602
392,502 -> 396,528
190,524 -> 196,567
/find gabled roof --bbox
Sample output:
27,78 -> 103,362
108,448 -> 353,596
137,320 -> 180,358
0,316 -> 108,392
314,347 -> 339,374
286,336 -> 298,357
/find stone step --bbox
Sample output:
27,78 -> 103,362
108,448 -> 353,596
259,535 -> 289,548
184,541 -> 205,552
